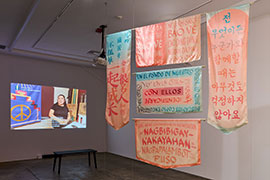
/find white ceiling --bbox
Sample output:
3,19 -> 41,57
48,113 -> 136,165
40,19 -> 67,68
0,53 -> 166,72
0,0 -> 269,66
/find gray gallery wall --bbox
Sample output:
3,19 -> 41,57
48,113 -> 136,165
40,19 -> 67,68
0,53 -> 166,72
0,53 -> 107,162
107,12 -> 270,180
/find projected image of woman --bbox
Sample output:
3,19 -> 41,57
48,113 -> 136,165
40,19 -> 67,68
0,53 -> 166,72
49,94 -> 71,128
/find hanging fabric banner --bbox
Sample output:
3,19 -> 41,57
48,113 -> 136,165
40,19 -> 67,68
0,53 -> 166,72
105,30 -> 132,130
10,83 -> 42,128
136,66 -> 202,114
135,118 -> 201,169
136,14 -> 201,67
207,4 -> 249,133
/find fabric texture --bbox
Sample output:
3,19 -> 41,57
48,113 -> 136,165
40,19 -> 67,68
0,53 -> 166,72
10,83 -> 42,128
135,118 -> 201,169
105,30 -> 132,130
136,14 -> 201,67
136,66 -> 202,114
207,4 -> 249,133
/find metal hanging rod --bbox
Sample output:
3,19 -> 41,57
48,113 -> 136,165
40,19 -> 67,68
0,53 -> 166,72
132,65 -> 206,75
106,0 -> 258,35
132,118 -> 207,121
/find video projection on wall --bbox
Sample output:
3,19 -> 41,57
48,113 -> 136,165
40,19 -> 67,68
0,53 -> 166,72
10,83 -> 87,130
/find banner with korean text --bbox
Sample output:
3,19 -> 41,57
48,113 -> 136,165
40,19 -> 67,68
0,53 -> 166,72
207,4 -> 249,133
136,14 -> 201,67
136,66 -> 202,114
135,118 -> 201,169
105,30 -> 132,130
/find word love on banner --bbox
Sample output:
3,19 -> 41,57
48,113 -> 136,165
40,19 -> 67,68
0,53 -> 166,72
136,14 -> 201,67
135,118 -> 201,169
136,66 -> 202,114
207,4 -> 249,133
105,30 -> 132,130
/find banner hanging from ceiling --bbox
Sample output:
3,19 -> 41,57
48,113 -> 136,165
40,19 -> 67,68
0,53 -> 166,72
135,118 -> 201,169
136,14 -> 201,67
105,30 -> 132,130
207,4 -> 249,133
136,66 -> 202,114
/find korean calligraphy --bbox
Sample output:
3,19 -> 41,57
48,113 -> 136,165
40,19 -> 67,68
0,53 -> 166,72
207,4 -> 249,133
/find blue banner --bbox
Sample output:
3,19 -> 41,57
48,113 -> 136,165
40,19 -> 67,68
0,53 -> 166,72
106,30 -> 131,64
10,83 -> 42,128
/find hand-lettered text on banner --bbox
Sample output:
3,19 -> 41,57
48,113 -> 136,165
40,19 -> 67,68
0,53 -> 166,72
136,14 -> 201,67
207,4 -> 249,133
136,66 -> 202,114
135,119 -> 201,169
106,30 -> 132,130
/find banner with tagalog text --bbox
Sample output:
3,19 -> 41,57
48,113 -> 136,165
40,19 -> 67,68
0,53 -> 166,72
207,4 -> 249,133
105,30 -> 132,130
135,118 -> 201,169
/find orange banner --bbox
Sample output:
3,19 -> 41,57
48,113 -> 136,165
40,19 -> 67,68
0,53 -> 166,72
136,14 -> 201,67
207,4 -> 249,133
105,30 -> 131,130
135,118 -> 201,169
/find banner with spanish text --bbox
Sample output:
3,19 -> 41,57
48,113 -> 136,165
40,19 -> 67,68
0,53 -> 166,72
105,30 -> 132,130
135,118 -> 201,169
207,4 -> 249,133
136,66 -> 202,114
136,14 -> 201,67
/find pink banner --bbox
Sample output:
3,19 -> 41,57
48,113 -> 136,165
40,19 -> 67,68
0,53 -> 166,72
136,14 -> 201,67
135,118 -> 201,169
207,4 -> 249,133
105,30 -> 131,130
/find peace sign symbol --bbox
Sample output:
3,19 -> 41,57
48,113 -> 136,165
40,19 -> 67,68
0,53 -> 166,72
11,104 -> 31,121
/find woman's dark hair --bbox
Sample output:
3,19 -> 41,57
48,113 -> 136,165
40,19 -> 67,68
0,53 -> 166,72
57,94 -> 67,107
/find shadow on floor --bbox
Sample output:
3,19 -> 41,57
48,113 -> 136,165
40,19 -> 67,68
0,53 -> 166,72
0,152 -> 210,180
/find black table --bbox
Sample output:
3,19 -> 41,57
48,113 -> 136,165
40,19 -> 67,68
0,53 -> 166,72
53,149 -> 97,174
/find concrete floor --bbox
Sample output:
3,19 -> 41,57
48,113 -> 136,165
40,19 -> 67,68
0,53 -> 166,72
0,152 -> 210,180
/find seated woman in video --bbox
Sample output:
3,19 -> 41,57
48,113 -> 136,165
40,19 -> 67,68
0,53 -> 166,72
49,94 -> 71,128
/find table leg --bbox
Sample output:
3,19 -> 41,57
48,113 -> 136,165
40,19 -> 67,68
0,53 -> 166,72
88,152 -> 91,167
93,152 -> 97,168
53,155 -> 57,171
58,155 -> 62,174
